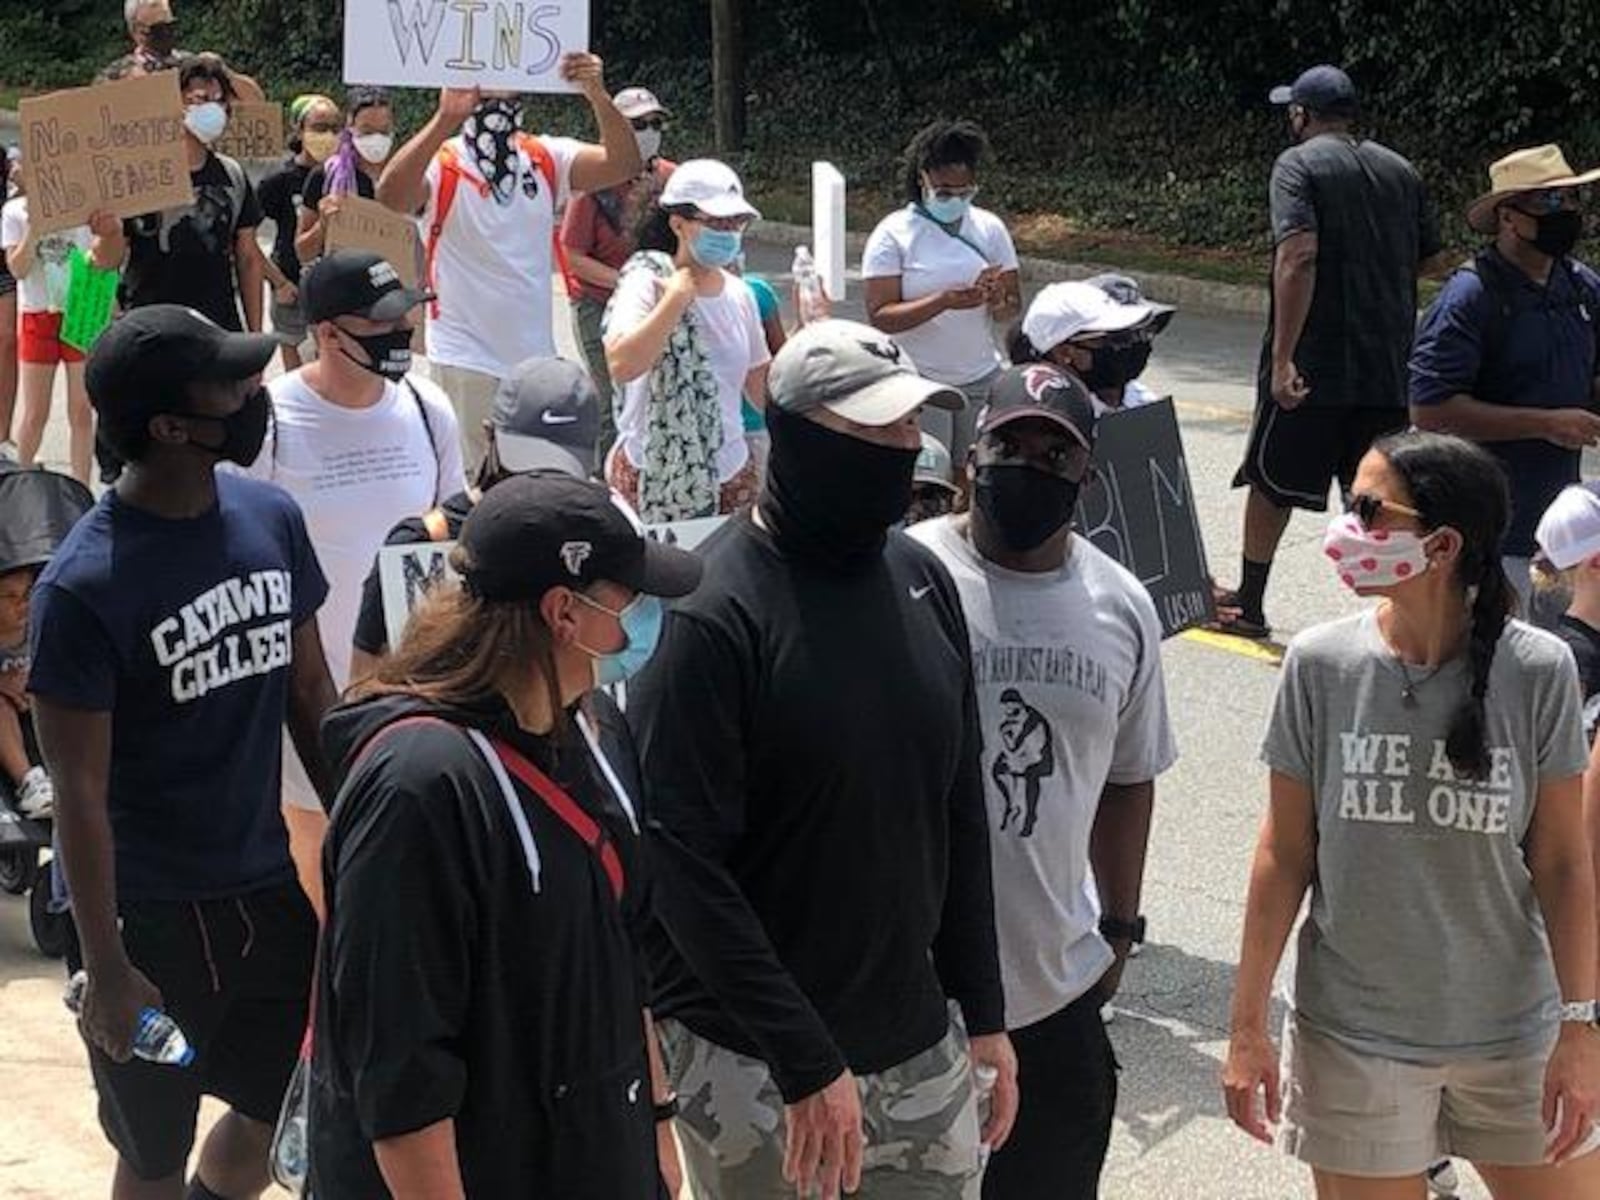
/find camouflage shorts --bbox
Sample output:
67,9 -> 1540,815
658,1019 -> 983,1199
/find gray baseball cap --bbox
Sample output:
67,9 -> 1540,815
490,358 -> 600,478
768,319 -> 962,427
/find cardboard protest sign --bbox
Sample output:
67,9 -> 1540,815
345,0 -> 589,93
1075,399 -> 1216,638
377,514 -> 725,649
324,196 -> 423,286
60,247 -> 120,353
214,101 -> 284,161
19,74 -> 193,236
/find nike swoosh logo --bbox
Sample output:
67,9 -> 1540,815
910,584 -> 935,600
540,412 -> 579,425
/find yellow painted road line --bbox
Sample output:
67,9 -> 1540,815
1178,627 -> 1286,665
1172,398 -> 1253,425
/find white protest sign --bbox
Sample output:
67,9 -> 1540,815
378,540 -> 459,651
812,162 -> 846,303
376,513 -> 724,651
344,0 -> 589,93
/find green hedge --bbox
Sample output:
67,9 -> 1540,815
9,0 -> 1600,258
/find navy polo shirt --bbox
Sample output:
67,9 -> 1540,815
1410,251 -> 1600,555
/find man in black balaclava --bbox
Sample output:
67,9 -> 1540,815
629,319 -> 1017,1200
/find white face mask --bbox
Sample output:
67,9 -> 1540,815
634,127 -> 662,162
184,101 -> 228,145
353,132 -> 394,164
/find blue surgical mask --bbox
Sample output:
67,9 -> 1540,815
184,101 -> 229,145
575,592 -> 664,686
691,227 -> 743,268
921,190 -> 972,225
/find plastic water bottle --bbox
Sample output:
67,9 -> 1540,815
974,1062 -> 999,1168
792,245 -> 826,326
64,970 -> 195,1066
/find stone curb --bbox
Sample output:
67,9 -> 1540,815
749,217 -> 1267,321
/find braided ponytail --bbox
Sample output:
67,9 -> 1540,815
1445,559 -> 1512,778
1373,431 -> 1514,781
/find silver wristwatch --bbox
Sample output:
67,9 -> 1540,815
1558,1000 -> 1598,1024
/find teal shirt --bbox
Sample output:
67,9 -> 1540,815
743,275 -> 780,432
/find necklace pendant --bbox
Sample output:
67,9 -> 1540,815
1401,683 -> 1416,706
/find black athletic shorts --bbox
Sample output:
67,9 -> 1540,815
70,880 -> 315,1181
1233,398 -> 1407,512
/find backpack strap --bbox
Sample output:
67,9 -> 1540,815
489,734 -> 625,902
216,152 -> 249,237
402,378 -> 443,506
424,137 -> 578,322
518,133 -> 579,298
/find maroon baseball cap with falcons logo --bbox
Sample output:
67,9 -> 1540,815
977,364 -> 1098,450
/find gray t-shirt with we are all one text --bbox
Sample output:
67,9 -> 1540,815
1263,610 -> 1586,1062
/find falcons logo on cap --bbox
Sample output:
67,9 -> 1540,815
1022,363 -> 1068,401
560,541 -> 592,577
859,339 -> 902,364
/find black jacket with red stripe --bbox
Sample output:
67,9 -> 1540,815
309,691 -> 658,1198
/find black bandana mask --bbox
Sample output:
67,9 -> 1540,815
760,404 -> 919,568
463,98 -> 522,205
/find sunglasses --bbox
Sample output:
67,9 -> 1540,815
1349,493 -> 1422,528
925,184 -> 980,202
1510,188 -> 1580,216
631,118 -> 667,132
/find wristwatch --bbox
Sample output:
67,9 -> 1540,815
653,1093 -> 681,1124
1099,915 -> 1147,945
1558,1000 -> 1598,1024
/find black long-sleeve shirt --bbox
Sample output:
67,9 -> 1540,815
629,515 -> 1004,1103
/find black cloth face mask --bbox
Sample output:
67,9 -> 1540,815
1080,342 -> 1153,393
338,326 -> 413,381
974,463 -> 1081,552
1519,208 -> 1584,259
760,403 -> 919,567
182,385 -> 271,466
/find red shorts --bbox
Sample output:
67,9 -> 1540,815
19,311 -> 85,366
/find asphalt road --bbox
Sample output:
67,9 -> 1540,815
1,240 -> 1492,1198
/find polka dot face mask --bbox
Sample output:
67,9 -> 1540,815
1323,511 -> 1432,592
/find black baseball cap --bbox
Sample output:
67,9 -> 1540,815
491,358 -> 600,477
300,250 -> 434,324
977,364 -> 1098,450
86,304 -> 277,422
457,472 -> 702,604
1268,65 -> 1358,115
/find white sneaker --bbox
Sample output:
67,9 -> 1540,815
17,767 -> 53,819
0,441 -> 17,463
1426,1159 -> 1458,1197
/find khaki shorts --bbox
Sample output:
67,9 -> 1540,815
1280,1012 -> 1600,1176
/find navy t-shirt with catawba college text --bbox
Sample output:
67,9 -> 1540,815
28,474 -> 328,902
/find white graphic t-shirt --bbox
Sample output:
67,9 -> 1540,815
1263,610 -> 1588,1061
243,371 -> 466,809
913,516 -> 1177,1027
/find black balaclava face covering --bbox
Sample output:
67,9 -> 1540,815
1519,208 -> 1584,259
760,403 -> 919,567
974,464 -> 1081,552
464,97 -> 522,205
182,385 -> 271,466
1079,342 -> 1153,394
